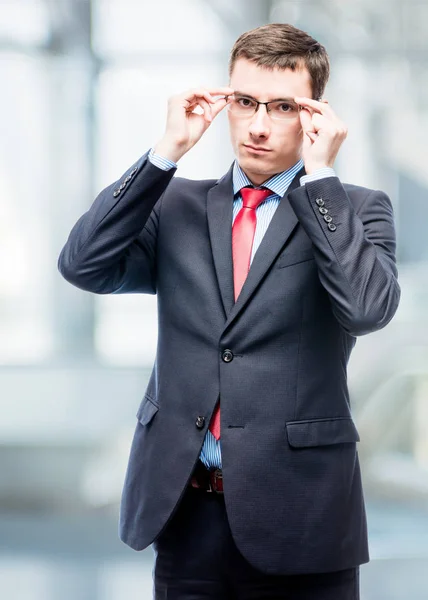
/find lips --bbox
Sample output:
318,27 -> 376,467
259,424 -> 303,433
243,144 -> 271,153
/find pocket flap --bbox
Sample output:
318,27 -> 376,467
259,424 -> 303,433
286,417 -> 360,448
277,249 -> 314,269
136,395 -> 159,426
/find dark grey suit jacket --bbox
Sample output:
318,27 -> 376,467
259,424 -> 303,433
58,151 -> 400,575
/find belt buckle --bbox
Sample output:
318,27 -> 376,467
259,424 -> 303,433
211,468 -> 223,494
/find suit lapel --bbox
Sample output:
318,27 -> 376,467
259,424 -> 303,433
206,164 -> 306,325
206,164 -> 235,317
224,166 -> 305,329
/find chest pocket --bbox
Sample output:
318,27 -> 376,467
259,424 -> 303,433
276,248 -> 314,269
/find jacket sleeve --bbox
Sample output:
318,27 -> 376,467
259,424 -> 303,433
58,152 -> 176,294
288,177 -> 401,337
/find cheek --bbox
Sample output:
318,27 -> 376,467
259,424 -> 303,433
279,122 -> 303,146
228,115 -> 239,142
228,120 -> 248,153
289,118 -> 304,137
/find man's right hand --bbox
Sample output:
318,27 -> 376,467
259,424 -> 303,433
154,87 -> 234,163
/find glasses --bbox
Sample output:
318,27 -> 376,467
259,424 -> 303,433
225,94 -> 301,121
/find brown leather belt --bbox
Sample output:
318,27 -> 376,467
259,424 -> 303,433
190,460 -> 224,493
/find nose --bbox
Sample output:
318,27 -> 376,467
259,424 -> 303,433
248,104 -> 270,139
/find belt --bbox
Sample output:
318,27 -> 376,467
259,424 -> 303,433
190,460 -> 224,494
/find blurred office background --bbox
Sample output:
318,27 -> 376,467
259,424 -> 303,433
0,0 -> 427,598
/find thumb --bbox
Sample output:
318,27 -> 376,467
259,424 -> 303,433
299,108 -> 316,149
210,96 -> 228,120
299,108 -> 314,135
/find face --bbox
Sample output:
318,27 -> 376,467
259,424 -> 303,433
228,58 -> 312,186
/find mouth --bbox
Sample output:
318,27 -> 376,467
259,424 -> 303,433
243,144 -> 272,155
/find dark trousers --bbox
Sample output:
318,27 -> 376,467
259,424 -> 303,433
152,484 -> 360,600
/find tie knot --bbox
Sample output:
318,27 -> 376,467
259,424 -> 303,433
240,187 -> 272,210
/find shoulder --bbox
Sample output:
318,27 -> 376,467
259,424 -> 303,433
162,174 -> 224,207
342,182 -> 392,213
171,175 -> 219,192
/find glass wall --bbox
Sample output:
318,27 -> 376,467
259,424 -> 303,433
0,1 -> 427,599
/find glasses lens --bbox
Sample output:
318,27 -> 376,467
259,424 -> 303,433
227,95 -> 257,117
268,100 -> 300,120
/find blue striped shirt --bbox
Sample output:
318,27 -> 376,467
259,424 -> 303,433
199,159 -> 305,468
148,148 -> 334,469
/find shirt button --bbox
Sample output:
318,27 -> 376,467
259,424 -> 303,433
315,198 -> 325,206
328,223 -> 337,231
195,416 -> 205,429
222,349 -> 234,363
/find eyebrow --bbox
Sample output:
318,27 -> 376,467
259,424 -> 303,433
233,91 -> 297,103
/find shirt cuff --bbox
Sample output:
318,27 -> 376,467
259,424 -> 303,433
300,167 -> 336,186
148,148 -> 177,171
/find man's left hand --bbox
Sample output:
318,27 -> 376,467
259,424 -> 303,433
295,97 -> 347,175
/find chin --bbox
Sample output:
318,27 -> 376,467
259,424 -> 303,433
240,156 -> 277,177
240,153 -> 269,169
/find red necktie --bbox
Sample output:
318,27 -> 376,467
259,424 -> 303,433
209,186 -> 272,440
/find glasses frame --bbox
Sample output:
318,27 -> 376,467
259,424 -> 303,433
225,94 -> 302,121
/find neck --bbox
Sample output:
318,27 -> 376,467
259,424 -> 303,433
239,162 -> 299,187
240,169 -> 279,187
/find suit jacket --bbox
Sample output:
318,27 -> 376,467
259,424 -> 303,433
58,151 -> 400,575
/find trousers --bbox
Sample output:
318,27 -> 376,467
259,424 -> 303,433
152,483 -> 360,599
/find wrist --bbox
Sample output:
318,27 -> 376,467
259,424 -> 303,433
154,138 -> 187,163
304,163 -> 332,176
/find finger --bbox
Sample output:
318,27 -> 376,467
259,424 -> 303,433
295,96 -> 333,116
299,108 -> 315,133
306,131 -> 318,143
311,112 -> 327,132
204,86 -> 235,97
183,87 -> 235,105
197,98 -> 212,122
186,98 -> 212,123
210,96 -> 229,119
183,89 -> 216,106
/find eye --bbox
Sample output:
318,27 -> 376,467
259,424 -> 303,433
236,96 -> 256,109
277,102 -> 294,112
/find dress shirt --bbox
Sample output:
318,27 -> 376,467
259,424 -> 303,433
148,147 -> 335,469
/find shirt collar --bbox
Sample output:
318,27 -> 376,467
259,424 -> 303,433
232,158 -> 304,197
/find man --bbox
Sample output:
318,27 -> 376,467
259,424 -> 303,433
59,23 -> 400,600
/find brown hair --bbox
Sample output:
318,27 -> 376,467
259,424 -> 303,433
229,23 -> 330,100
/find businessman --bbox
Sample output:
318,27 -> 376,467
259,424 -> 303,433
59,23 -> 400,599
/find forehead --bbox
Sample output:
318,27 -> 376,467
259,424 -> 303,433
230,58 -> 312,100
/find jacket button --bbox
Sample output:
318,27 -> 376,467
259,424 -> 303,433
113,190 -> 121,197
324,214 -> 333,223
195,416 -> 205,429
319,206 -> 328,215
222,349 -> 234,363
328,223 -> 337,231
315,198 -> 324,206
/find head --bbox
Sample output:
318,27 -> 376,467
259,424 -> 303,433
227,23 -> 330,185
